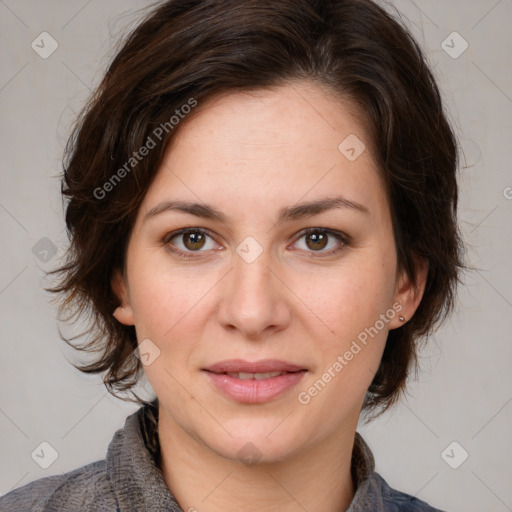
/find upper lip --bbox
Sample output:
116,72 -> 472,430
203,359 -> 306,374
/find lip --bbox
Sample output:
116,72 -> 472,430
203,359 -> 307,404
204,359 -> 306,374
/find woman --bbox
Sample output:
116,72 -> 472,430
0,0 -> 464,510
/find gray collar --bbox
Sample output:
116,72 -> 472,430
106,400 -> 386,512
106,399 -> 182,511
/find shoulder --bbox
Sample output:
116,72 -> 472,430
351,433 -> 447,512
0,459 -> 117,512
373,472 -> 447,512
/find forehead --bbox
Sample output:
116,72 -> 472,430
138,81 -> 386,222
168,82 -> 372,162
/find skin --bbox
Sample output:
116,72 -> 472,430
112,81 -> 427,512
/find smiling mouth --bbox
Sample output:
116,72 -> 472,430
202,362 -> 307,403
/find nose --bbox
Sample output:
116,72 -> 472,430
217,248 -> 291,339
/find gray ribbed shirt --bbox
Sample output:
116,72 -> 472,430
0,401 -> 445,511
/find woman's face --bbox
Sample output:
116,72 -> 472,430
113,82 -> 422,464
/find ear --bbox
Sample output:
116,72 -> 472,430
111,268 -> 135,326
389,256 -> 429,330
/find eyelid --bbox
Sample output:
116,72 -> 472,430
163,227 -> 217,244
292,227 -> 350,245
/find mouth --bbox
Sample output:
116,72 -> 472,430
203,358 -> 306,374
202,359 -> 307,403
222,371 -> 295,380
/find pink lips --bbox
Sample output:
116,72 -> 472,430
203,359 -> 307,404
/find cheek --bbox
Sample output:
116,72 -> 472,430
291,254 -> 396,407
127,254 -> 219,346
293,255 -> 396,342
292,264 -> 393,418
128,269 -> 210,398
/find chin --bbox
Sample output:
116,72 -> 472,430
193,416 -> 308,466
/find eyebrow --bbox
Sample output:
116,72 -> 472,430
143,196 -> 369,225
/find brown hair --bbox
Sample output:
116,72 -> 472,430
49,0 -> 465,416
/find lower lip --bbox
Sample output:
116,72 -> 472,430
204,370 -> 307,404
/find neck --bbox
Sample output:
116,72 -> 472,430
158,411 -> 357,512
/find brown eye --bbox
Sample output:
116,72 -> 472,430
182,231 -> 206,250
305,231 -> 328,251
292,228 -> 349,257
165,228 -> 218,258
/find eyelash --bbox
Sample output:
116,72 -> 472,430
163,227 -> 349,260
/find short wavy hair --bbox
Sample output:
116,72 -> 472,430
49,0 -> 465,416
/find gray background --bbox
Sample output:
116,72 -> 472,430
1,1 -> 511,510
